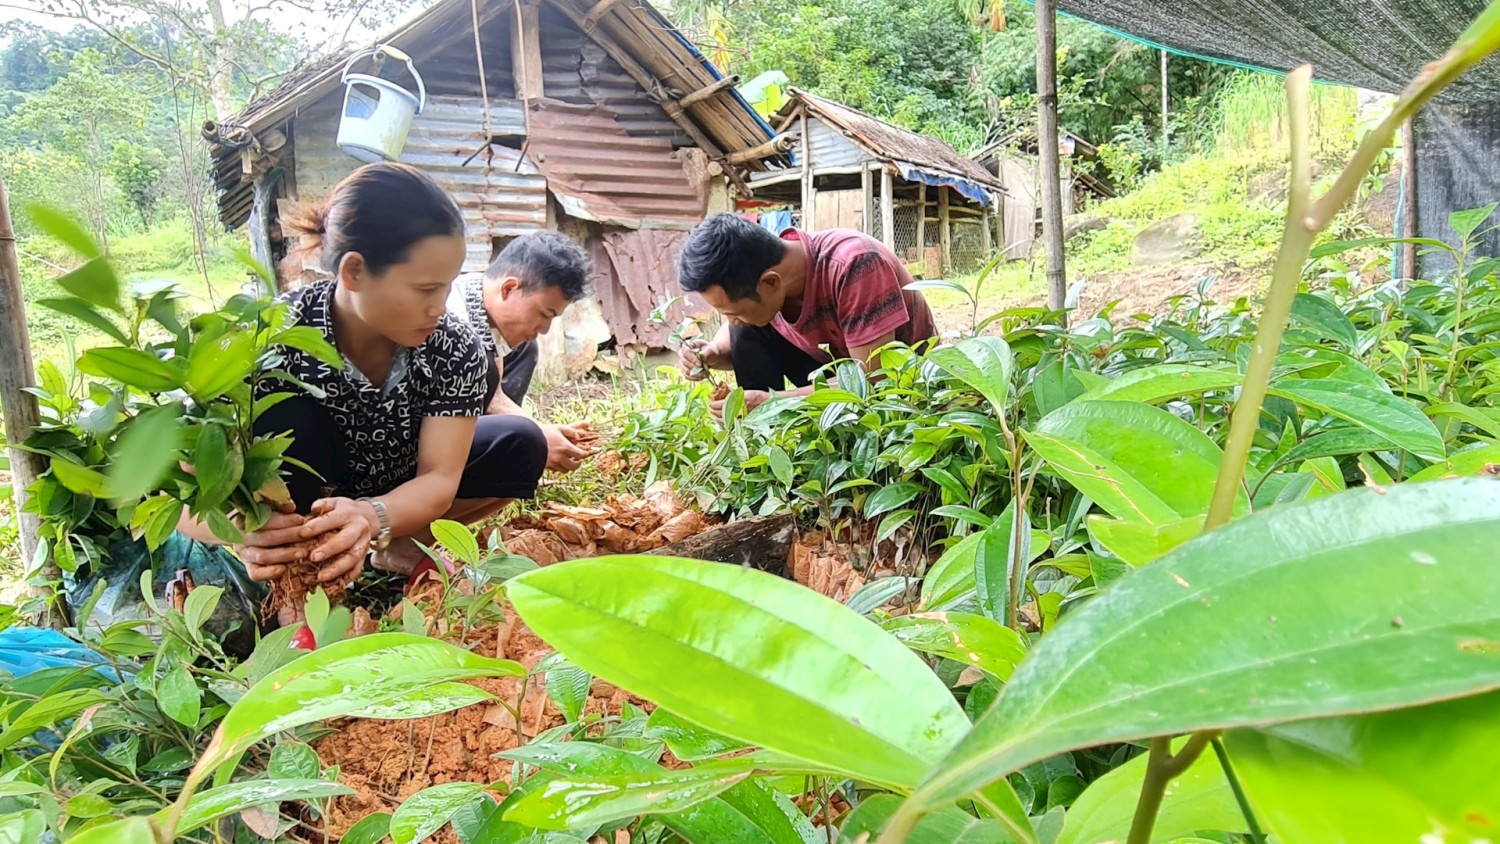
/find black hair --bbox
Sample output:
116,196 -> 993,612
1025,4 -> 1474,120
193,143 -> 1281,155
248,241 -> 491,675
286,162 -> 464,275
485,231 -> 590,301
677,213 -> 787,301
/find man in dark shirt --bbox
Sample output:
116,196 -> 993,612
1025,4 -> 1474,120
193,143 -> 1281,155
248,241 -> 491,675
676,213 -> 938,415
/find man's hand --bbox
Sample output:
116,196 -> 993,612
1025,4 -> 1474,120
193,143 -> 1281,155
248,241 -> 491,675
712,389 -> 770,420
678,338 -> 731,381
296,497 -> 377,585
543,424 -> 597,473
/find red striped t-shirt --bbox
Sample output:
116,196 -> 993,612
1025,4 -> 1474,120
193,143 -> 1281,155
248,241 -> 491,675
773,229 -> 938,362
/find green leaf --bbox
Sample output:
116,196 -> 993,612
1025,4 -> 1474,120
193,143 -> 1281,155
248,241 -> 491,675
1057,737 -> 1241,844
65,793 -> 115,819
768,446 -> 794,487
1226,690 -> 1500,843
1278,427 -> 1391,467
167,779 -> 353,835
838,794 -> 1014,843
38,297 -> 130,345
270,741 -> 321,779
392,782 -> 490,844
1410,444 -> 1500,482
432,519 -> 480,567
922,467 -> 970,503
882,612 -> 1027,682
1086,515 -> 1204,568
542,655 -> 591,723
106,403 -> 185,504
1288,293 -> 1358,349
865,482 -> 924,519
1427,401 -> 1500,441
931,505 -> 993,529
55,257 -> 124,315
192,424 -> 242,512
50,457 -> 108,497
907,479 -> 1500,812
1309,235 -> 1450,259
503,763 -> 752,830
61,816 -> 155,844
183,585 -> 224,634
1270,379 -> 1446,460
187,329 -> 256,401
341,812 -> 393,844
345,682 -> 496,720
931,336 -> 1015,415
271,325 -> 342,369
78,347 -> 184,393
27,203 -> 102,258
975,503 -> 1026,622
644,708 -> 749,761
904,278 -> 974,299
921,532 -> 985,610
506,556 -> 970,790
1449,202 -> 1498,240
194,634 -> 522,779
158,662 -> 202,727
1032,401 -> 1238,521
1076,364 -> 1240,405
875,509 -> 917,543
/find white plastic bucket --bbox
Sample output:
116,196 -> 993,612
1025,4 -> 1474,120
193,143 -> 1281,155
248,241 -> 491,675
336,46 -> 426,163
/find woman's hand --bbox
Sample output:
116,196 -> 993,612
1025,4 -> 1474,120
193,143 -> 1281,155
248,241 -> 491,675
298,497 -> 379,584
543,423 -> 600,473
237,507 -> 312,583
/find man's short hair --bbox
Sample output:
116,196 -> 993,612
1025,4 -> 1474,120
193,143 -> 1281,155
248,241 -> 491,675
486,231 -> 590,301
677,213 -> 787,301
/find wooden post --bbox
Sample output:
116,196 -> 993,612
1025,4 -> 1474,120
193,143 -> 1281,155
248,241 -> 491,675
994,194 -> 1005,256
800,111 -> 815,231
1036,0 -> 1068,315
1402,116 -> 1419,280
512,0 -> 545,101
938,187 -> 952,271
861,163 -> 874,235
914,181 -> 927,267
0,178 -> 50,593
981,195 -> 993,257
1160,49 -> 1170,157
880,166 -> 895,251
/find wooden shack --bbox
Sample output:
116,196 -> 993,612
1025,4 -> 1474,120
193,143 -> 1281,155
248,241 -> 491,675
746,89 -> 1006,276
203,0 -> 785,380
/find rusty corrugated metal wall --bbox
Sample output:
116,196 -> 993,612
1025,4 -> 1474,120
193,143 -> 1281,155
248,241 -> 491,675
291,93 -> 546,272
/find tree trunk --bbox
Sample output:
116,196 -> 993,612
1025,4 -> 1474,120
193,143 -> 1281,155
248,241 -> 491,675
1402,116 -> 1419,280
205,0 -> 235,120
1036,0 -> 1067,317
0,178 -> 59,624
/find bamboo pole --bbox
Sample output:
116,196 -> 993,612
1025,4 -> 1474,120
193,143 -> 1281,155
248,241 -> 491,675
914,181 -> 927,266
880,167 -> 895,250
1036,0 -> 1068,315
0,179 -> 52,596
862,163 -> 874,236
681,75 -> 740,109
938,187 -> 952,271
1402,116 -> 1419,279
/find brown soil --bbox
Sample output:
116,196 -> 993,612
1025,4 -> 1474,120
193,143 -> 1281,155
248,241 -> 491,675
711,382 -> 730,402
261,514 -> 356,624
499,482 -> 716,564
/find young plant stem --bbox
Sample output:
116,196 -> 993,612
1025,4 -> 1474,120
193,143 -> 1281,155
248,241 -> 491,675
1211,736 -> 1268,844
1125,731 -> 1217,844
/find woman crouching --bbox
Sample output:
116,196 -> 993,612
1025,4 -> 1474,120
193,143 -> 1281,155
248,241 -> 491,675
179,162 -> 546,622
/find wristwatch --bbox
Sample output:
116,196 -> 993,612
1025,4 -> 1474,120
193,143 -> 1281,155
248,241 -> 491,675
360,498 -> 392,551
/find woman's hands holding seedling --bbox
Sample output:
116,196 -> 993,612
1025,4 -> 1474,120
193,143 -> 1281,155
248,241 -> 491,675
237,497 -> 374,585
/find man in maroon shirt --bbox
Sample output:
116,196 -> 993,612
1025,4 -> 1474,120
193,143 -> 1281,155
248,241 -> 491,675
676,214 -> 938,415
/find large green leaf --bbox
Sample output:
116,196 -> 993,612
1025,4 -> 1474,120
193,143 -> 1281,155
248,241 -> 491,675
166,779 -> 354,835
1270,379 -> 1446,460
57,259 -> 123,316
1076,364 -> 1240,405
922,532 -> 986,610
186,329 -> 257,401
974,502 -> 1021,621
882,613 -> 1027,682
1087,514 -> 1204,568
38,297 -> 129,345
506,556 -> 970,790
61,816 -> 156,844
431,519 -> 480,566
28,204 -> 102,259
866,482 -> 924,519
839,795 -> 1015,844
391,782 -> 490,844
504,763 -> 751,830
1057,738 -> 1241,844
1226,690 -> 1500,843
1030,401 -> 1240,522
193,634 -> 522,780
193,424 -> 242,513
1288,293 -> 1358,349
931,337 -> 1015,415
1409,444 -> 1500,481
1277,427 -> 1391,468
107,403 -> 185,503
78,347 -> 184,393
1427,401 -> 1500,441
905,479 -> 1500,813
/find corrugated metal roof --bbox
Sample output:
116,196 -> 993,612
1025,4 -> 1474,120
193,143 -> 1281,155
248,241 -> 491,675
592,228 -> 691,347
790,90 -> 1004,194
525,98 -> 705,229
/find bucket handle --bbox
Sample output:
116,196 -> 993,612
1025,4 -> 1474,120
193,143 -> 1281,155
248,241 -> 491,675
342,44 -> 427,114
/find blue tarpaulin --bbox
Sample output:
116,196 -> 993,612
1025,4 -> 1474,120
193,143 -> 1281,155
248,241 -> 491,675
895,161 -> 1002,206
